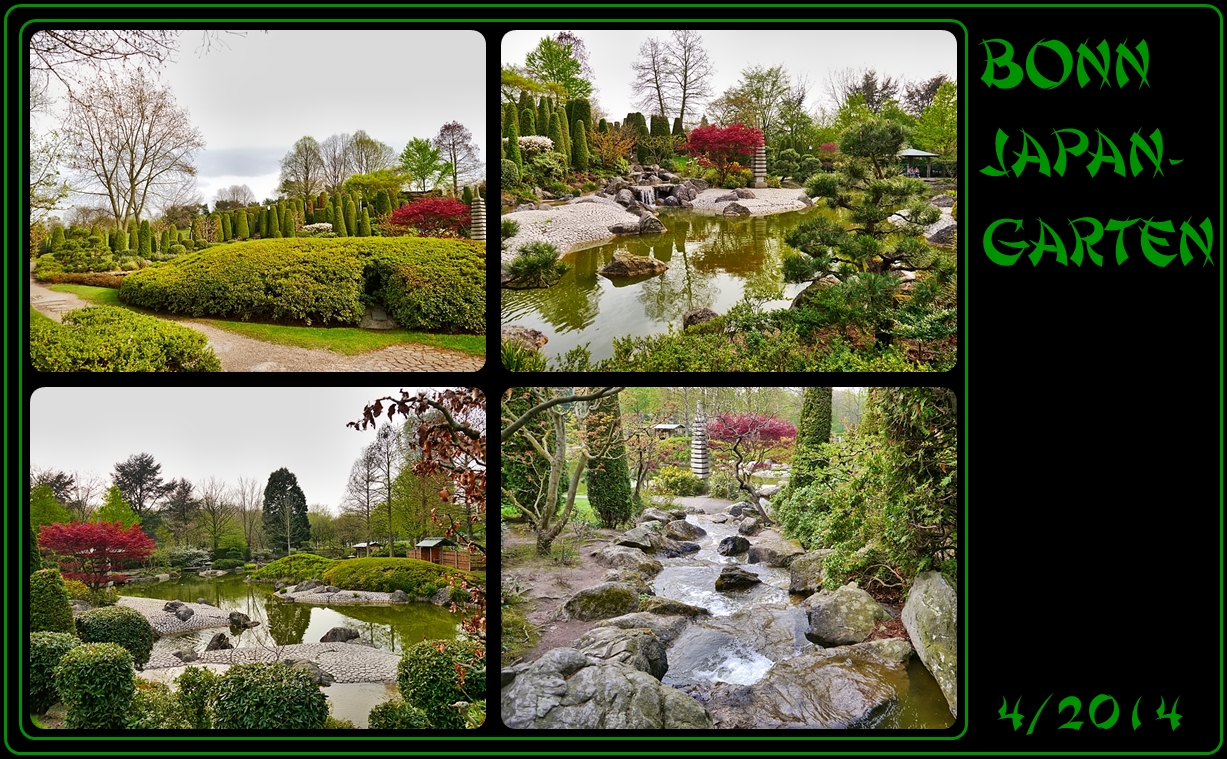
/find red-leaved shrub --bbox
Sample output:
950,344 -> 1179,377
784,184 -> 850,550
385,197 -> 471,238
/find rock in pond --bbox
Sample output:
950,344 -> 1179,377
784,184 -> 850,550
717,536 -> 750,556
320,626 -> 360,643
746,539 -> 804,568
902,571 -> 958,718
641,597 -> 710,617
205,632 -> 232,652
598,252 -> 668,279
596,613 -> 690,645
683,307 -> 719,329
803,582 -> 892,646
592,545 -> 664,576
501,325 -> 549,351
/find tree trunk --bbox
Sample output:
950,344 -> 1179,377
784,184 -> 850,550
536,413 -> 588,556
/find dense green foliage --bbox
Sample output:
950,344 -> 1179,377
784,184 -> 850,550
30,306 -> 222,372
175,666 -> 219,729
29,631 -> 80,713
396,640 -> 486,729
367,699 -> 433,729
501,339 -> 548,372
704,468 -> 743,501
248,553 -> 338,584
30,569 -> 75,634
320,557 -> 478,597
33,270 -> 126,287
54,643 -> 135,729
209,662 -> 329,729
501,158 -> 521,187
127,679 -> 187,729
775,387 -> 958,590
505,241 -> 568,288
584,391 -> 633,528
262,467 -> 311,554
502,388 -> 568,519
74,605 -> 156,670
571,120 -> 590,172
116,238 -> 484,333
652,465 -> 704,497
790,387 -> 833,492
30,486 -> 72,533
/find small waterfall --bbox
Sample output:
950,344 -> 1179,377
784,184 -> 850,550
638,187 -> 656,207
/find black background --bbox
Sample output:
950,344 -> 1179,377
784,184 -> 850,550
6,3 -> 1221,756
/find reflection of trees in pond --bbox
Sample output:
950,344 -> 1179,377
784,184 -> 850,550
637,252 -> 717,322
502,256 -> 602,332
264,598 -> 313,645
333,604 -> 461,653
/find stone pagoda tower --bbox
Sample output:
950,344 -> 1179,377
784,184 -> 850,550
690,399 -> 710,480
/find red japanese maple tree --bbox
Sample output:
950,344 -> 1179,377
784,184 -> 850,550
708,413 -> 796,523
38,521 -> 155,589
385,197 -> 471,238
683,123 -> 765,186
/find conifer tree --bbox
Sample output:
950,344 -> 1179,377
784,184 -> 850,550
506,111 -> 523,168
160,228 -> 172,253
50,225 -> 65,252
358,207 -> 371,236
127,219 -> 139,251
138,220 -> 152,256
375,190 -> 392,219
235,210 -> 249,239
220,213 -> 231,241
270,207 -> 281,238
548,113 -> 567,165
571,119 -> 589,172
537,97 -> 548,138
344,197 -> 356,238
333,196 -> 348,236
520,108 -> 536,137
461,185 -> 473,205
584,391 -> 633,529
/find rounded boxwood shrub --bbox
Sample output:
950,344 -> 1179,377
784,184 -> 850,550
31,568 -> 74,633
29,631 -> 80,713
367,698 -> 432,729
208,662 -> 328,729
174,665 -> 219,729
501,158 -> 521,186
75,605 -> 156,670
320,557 -> 478,596
54,643 -> 135,729
397,640 -> 486,729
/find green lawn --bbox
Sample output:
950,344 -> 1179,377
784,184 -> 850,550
46,284 -> 485,357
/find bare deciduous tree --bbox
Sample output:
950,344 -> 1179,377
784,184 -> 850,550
197,477 -> 237,553
319,133 -> 354,193
342,445 -> 381,557
234,476 -> 264,557
213,184 -> 255,210
348,130 -> 398,176
278,136 -> 324,198
667,30 -> 714,126
630,36 -> 672,117
432,121 -> 481,197
64,68 -> 205,229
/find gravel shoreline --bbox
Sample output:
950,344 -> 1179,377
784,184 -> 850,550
143,643 -> 402,682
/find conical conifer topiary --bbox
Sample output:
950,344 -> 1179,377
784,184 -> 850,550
572,120 -> 589,172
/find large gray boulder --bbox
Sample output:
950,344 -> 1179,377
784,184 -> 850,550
295,579 -> 324,593
576,626 -> 668,680
599,252 -> 668,279
665,520 -> 706,541
596,613 -> 689,644
636,508 -> 673,524
616,523 -> 662,552
639,214 -> 668,235
804,582 -> 892,646
789,549 -> 836,594
558,582 -> 640,621
614,188 -> 634,205
601,569 -> 654,596
902,571 -> 958,718
758,484 -> 782,497
738,517 -> 762,536
728,501 -> 753,516
285,659 -> 334,687
175,606 -> 194,621
641,597 -> 709,617
501,326 -> 549,351
746,538 -> 804,568
502,648 -> 713,729
593,545 -> 664,576
722,202 -> 751,217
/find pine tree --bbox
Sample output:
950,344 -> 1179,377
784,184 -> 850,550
358,207 -> 371,236
672,117 -> 685,136
236,210 -> 249,239
520,108 -> 536,137
461,185 -> 473,206
333,196 -> 348,236
160,228 -> 172,253
344,197 -> 356,238
138,220 -> 152,257
261,468 -> 311,555
127,219 -> 139,251
790,387 -> 833,493
270,207 -> 282,238
283,206 -> 296,237
506,111 -> 523,168
599,118 -> 609,133
571,119 -> 589,172
50,225 -> 65,252
536,97 -> 548,138
548,112 -> 567,165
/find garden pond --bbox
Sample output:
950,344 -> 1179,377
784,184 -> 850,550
121,573 -> 461,654
501,205 -> 837,362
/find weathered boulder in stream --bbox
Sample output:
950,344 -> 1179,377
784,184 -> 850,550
641,597 -> 710,617
803,582 -> 892,645
596,612 -> 690,644
715,566 -> 762,591
717,536 -> 750,555
789,549 -> 836,594
592,544 -> 664,576
665,519 -> 707,541
902,571 -> 958,718
746,538 -> 805,568
636,508 -> 673,524
726,645 -> 910,728
501,648 -> 714,729
556,582 -> 640,621
576,626 -> 669,680
615,522 -> 692,558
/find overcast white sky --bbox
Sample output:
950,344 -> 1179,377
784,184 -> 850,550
502,29 -> 955,121
31,387 -> 447,513
39,29 -> 485,210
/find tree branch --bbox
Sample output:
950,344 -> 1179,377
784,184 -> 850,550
500,387 -> 624,442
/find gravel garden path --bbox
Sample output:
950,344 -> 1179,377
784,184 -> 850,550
29,272 -> 483,372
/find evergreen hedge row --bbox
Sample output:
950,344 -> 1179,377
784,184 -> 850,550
116,238 -> 484,333
30,307 -> 222,373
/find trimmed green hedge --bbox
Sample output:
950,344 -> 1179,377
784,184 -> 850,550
54,643 -> 135,729
209,662 -> 328,729
30,569 -> 74,634
30,306 -> 221,372
34,271 -> 126,288
30,631 -> 80,713
397,640 -> 486,729
117,237 -> 485,332
248,553 -> 338,584
321,557 -> 478,597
